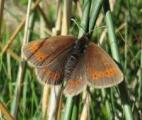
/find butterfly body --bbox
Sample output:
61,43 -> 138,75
23,35 -> 123,96
64,35 -> 89,80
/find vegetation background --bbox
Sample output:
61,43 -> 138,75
0,0 -> 141,120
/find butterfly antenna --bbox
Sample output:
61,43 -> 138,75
71,18 -> 86,33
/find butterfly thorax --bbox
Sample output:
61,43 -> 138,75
64,35 -> 89,80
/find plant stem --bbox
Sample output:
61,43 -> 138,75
1,0 -> 41,56
0,100 -> 14,120
11,0 -> 32,118
78,0 -> 91,38
71,97 -> 79,120
89,0 -> 103,33
63,97 -> 73,120
0,0 -> 5,41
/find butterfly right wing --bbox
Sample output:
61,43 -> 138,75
23,36 -> 75,84
64,56 -> 88,96
84,42 -> 123,88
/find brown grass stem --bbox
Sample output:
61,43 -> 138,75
11,0 -> 32,118
0,100 -> 15,120
0,0 -> 5,41
80,92 -> 90,120
61,0 -> 72,35
1,0 -> 41,56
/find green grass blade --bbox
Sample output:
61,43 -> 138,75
89,0 -> 103,33
63,97 -> 73,120
103,1 -> 134,120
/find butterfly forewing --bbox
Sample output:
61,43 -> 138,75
23,36 -> 75,67
85,42 -> 123,88
64,57 -> 88,96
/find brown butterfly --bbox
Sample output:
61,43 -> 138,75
23,35 -> 123,96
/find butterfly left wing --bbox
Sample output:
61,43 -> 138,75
35,47 -> 72,84
84,42 -> 123,88
64,56 -> 88,96
23,36 -> 76,84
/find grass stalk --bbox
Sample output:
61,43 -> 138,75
78,0 -> 91,38
0,100 -> 14,120
53,0 -> 62,35
71,97 -> 79,120
76,0 -> 82,17
37,5 -> 52,34
22,12 -> 36,119
6,49 -> 21,62
39,3 -> 51,119
63,96 -> 73,120
0,0 -> 5,41
89,0 -> 103,33
105,11 -> 120,61
1,0 -> 41,56
80,92 -> 90,120
22,71 -> 28,118
138,47 -> 142,100
101,89 -> 113,119
11,0 -> 32,118
42,85 -> 50,119
1,17 -> 25,56
48,86 -> 62,120
61,0 -> 72,35
103,0 -> 133,120
7,53 -> 12,100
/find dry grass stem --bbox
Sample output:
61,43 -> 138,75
76,0 -> 82,17
42,85 -> 50,120
48,86 -> 62,120
1,0 -> 41,55
0,0 -> 5,40
11,0 -> 32,118
0,100 -> 15,120
54,0 -> 62,34
80,92 -> 90,120
61,0 -> 72,35
37,5 -> 52,34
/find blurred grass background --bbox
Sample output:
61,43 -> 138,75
0,0 -> 142,120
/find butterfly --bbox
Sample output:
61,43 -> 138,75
23,34 -> 123,96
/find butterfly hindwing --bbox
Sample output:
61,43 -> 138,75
84,42 -> 123,88
64,56 -> 88,96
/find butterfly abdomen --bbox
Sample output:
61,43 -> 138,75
64,53 -> 80,80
